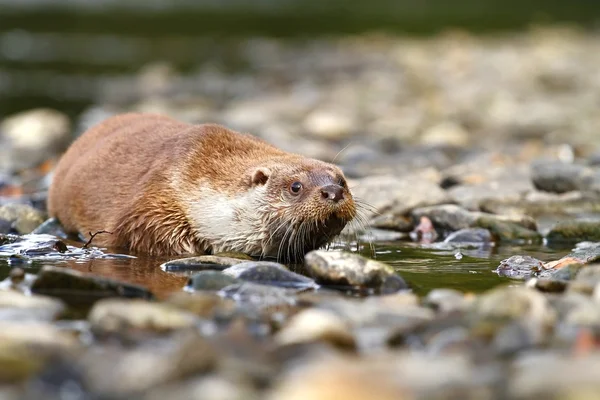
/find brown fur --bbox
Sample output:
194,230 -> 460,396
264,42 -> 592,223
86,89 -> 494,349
48,113 -> 355,260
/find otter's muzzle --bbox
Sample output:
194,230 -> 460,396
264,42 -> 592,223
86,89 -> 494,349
320,184 -> 345,203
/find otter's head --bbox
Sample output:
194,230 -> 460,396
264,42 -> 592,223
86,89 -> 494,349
247,157 -> 356,262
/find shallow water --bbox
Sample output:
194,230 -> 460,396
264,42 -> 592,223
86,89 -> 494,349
0,236 -> 572,299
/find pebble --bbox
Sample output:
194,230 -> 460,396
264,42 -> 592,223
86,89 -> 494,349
185,270 -> 240,292
531,160 -> 600,193
222,261 -> 318,289
304,250 -> 408,294
275,308 -> 356,350
0,108 -> 71,172
31,265 -> 154,306
0,204 -> 46,234
160,255 -> 247,272
546,220 -> 600,244
88,298 -> 198,335
0,290 -> 65,321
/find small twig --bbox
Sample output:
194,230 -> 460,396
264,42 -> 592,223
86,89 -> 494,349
83,230 -> 113,249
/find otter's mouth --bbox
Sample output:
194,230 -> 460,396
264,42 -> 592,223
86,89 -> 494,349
267,213 -> 351,263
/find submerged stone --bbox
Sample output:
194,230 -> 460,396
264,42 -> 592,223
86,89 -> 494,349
185,270 -> 240,292
31,265 -> 153,306
160,255 -> 246,272
444,228 -> 493,244
222,261 -> 318,289
304,250 -> 408,294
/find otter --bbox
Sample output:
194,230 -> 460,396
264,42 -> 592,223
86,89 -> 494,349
48,113 -> 356,262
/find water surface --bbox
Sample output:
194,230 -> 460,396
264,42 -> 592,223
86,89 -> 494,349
0,239 -> 571,298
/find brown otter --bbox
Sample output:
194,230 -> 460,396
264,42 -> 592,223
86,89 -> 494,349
48,113 -> 356,262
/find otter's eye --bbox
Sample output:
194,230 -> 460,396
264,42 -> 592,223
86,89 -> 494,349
338,177 -> 347,188
290,181 -> 303,194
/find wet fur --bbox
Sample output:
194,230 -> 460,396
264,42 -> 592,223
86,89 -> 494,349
48,113 -> 356,260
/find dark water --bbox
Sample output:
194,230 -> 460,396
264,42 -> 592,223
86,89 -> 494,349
0,239 -> 571,299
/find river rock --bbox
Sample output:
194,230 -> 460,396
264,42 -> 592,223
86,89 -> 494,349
470,286 -> 555,345
420,121 -> 470,147
166,292 -> 235,319
219,282 -> 299,314
80,331 -> 216,396
0,290 -> 65,321
0,204 -> 46,234
531,160 -> 600,193
510,353 -> 600,399
223,261 -> 317,289
0,321 -> 80,381
0,108 -> 71,172
186,271 -> 240,292
303,108 -> 356,140
143,375 -> 259,400
546,220 -> 600,244
31,266 -> 153,305
88,298 -> 198,335
411,204 -> 539,241
423,289 -> 471,314
443,228 -> 493,244
304,250 -> 407,294
496,255 -> 545,279
349,174 -> 451,219
160,255 -> 247,272
275,308 -> 356,350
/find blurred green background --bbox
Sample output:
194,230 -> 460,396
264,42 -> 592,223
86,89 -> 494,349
2,0 -> 600,118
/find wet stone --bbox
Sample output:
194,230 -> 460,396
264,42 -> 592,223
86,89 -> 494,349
495,255 -> 545,279
0,204 -> 46,235
411,204 -> 540,242
160,255 -> 246,272
275,308 -> 356,350
88,298 -> 198,335
474,214 -> 541,243
31,265 -> 154,306
30,218 -> 70,239
185,270 -> 240,292
304,250 -> 408,294
443,228 -> 493,244
222,261 -> 318,290
369,214 -> 414,232
219,282 -> 299,315
567,241 -> 600,263
546,220 -> 600,244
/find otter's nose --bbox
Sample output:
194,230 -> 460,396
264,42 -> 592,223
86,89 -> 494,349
321,184 -> 344,203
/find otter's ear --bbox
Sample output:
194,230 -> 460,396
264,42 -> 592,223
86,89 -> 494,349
250,167 -> 270,186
